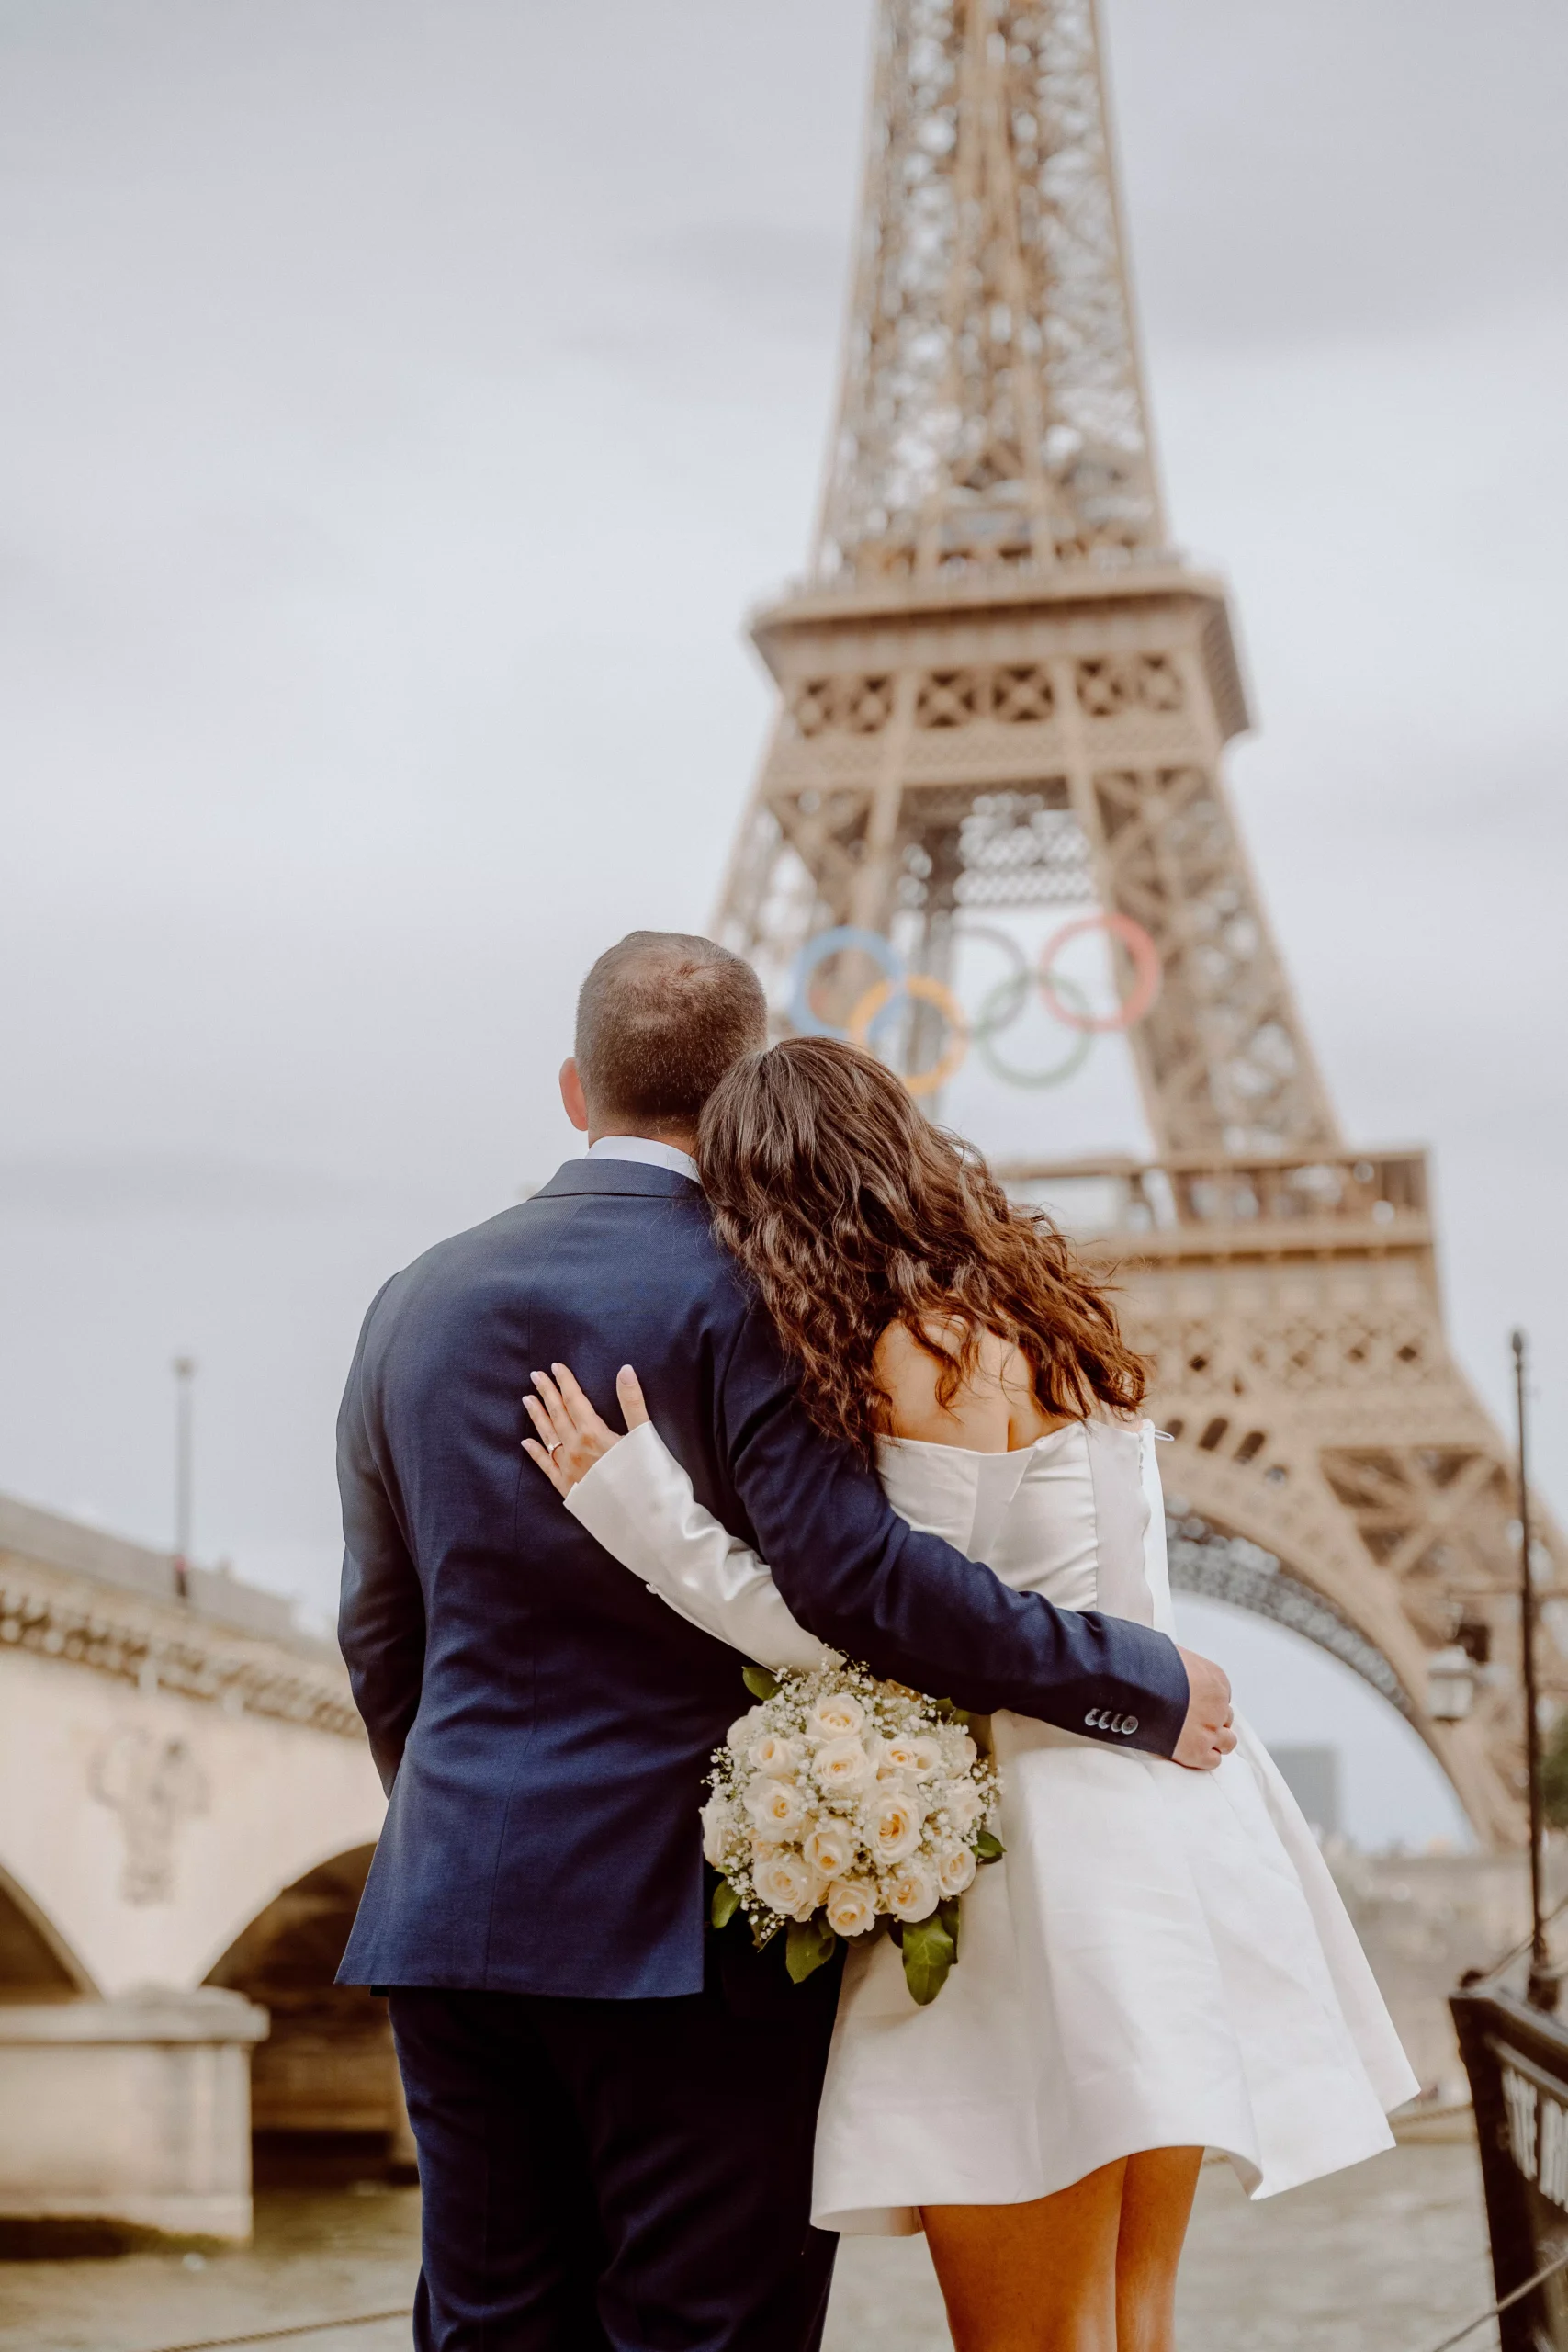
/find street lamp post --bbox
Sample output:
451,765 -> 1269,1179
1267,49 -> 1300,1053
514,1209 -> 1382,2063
172,1356 -> 196,1602
1515,1329 -> 1555,2011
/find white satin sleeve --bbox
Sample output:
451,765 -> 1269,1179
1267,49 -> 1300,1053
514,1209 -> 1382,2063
562,1421 -> 837,1673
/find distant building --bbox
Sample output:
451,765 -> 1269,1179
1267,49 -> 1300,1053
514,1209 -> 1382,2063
1270,1745 -> 1342,1838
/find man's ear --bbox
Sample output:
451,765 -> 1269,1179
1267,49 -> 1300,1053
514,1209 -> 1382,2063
559,1057 -> 590,1134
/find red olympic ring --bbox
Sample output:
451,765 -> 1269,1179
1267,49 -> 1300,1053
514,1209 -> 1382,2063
1037,913 -> 1162,1035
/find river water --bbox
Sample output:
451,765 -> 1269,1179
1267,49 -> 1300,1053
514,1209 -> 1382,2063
0,2138 -> 1488,2352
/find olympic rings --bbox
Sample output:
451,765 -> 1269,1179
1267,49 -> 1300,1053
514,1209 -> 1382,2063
788,924 -> 902,1037
846,975 -> 969,1099
784,911 -> 1162,1094
1038,913 -> 1162,1034
976,967 -> 1095,1089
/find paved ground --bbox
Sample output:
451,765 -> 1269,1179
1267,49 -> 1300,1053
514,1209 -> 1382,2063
0,2139 -> 1489,2352
822,2142 -> 1492,2352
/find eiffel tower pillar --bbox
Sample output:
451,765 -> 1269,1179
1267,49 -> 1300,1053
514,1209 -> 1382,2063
716,0 -> 1567,1848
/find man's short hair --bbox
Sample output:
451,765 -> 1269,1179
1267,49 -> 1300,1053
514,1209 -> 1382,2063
574,932 -> 767,1128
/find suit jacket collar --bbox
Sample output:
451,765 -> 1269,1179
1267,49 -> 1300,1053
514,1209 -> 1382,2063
534,1158 -> 700,1202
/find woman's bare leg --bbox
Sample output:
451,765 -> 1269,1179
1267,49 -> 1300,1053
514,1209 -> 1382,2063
922,2162 -> 1126,2352
1113,2148 -> 1203,2352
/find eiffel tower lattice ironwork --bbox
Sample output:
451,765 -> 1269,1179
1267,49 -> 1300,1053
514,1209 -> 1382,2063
715,0 -> 1566,1846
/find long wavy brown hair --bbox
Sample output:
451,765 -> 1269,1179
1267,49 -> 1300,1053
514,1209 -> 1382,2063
696,1036 -> 1146,1456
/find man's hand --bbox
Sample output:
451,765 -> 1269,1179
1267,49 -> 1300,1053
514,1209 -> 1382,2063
1172,1646 -> 1236,1770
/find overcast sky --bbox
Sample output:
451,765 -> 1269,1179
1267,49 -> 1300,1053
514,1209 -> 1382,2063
4,1 -> 1565,1845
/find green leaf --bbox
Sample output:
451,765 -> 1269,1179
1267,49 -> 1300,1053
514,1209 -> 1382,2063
742,1665 -> 781,1702
785,1916 -> 838,1983
899,1912 -> 956,2007
710,1880 -> 740,1931
975,1828 -> 1005,1863
938,1897 -> 962,1960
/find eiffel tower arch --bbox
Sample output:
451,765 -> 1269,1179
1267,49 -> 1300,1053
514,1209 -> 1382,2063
716,0 -> 1567,1849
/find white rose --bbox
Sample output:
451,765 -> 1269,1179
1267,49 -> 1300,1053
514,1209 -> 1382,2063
754,1851 -> 820,1923
870,1792 -> 924,1866
742,1777 -> 808,1838
942,1781 -> 984,1833
807,1691 -> 867,1745
804,1820 -> 858,1881
941,1726 -> 979,1770
701,1795 -> 737,1866
825,1877 -> 878,1937
935,1841 -> 977,1899
812,1736 -> 875,1798
749,1729 -> 803,1774
881,1732 -> 942,1781
886,1860 -> 938,1923
728,1706 -> 770,1754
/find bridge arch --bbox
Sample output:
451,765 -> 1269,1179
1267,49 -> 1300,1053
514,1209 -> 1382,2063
0,1862 -> 95,1999
206,1846 -> 412,2175
188,1803 -> 388,2003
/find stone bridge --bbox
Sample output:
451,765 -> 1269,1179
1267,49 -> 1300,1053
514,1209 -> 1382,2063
0,1493 -> 394,2244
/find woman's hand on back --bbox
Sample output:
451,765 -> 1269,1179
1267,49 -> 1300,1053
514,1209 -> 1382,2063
524,1363 -> 649,1497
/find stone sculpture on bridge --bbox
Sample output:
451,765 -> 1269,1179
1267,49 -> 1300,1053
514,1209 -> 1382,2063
90,1725 -> 210,1907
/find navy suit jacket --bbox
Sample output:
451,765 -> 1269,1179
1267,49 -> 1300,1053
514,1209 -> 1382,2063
336,1158 -> 1190,1998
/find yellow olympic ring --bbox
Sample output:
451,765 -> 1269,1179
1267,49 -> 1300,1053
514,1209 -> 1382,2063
846,975 -> 970,1098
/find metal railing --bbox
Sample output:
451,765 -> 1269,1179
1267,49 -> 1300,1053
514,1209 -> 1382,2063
999,1145 -> 1431,1241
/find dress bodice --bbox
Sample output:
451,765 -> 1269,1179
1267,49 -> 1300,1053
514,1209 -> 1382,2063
875,1416 -> 1171,1633
876,1425 -> 1100,1612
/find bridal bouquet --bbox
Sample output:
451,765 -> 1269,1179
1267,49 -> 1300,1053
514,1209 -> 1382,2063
703,1662 -> 1002,2005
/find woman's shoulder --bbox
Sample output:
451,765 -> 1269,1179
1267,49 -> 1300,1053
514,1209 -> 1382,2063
873,1317 -> 1026,1450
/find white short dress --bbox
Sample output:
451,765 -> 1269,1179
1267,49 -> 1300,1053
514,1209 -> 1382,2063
567,1416 -> 1417,2233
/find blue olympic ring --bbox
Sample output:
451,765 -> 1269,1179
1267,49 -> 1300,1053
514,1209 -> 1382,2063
788,925 -> 904,1037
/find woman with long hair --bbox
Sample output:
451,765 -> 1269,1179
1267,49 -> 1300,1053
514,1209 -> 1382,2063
525,1037 -> 1415,2352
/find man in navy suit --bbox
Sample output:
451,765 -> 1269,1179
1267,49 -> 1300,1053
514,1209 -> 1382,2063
336,931 -> 1234,2352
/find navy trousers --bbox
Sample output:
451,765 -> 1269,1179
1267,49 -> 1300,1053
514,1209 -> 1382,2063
389,1951 -> 841,2352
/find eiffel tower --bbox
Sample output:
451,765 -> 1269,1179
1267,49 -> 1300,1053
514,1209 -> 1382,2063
716,0 -> 1564,1847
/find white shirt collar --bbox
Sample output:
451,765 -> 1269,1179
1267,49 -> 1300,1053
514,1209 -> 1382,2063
587,1134 -> 700,1185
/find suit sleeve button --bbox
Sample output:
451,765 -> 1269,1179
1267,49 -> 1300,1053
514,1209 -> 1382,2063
1122,1716 -> 1137,1736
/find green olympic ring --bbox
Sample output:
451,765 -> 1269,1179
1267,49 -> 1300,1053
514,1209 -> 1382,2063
975,967 -> 1096,1089
952,923 -> 1033,1044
